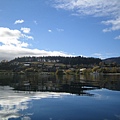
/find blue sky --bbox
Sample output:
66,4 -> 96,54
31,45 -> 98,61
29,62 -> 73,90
0,0 -> 120,60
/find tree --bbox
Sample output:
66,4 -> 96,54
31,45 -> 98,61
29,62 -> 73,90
92,66 -> 100,72
56,69 -> 64,75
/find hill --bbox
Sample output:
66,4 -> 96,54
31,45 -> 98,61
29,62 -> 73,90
103,57 -> 120,64
10,56 -> 101,65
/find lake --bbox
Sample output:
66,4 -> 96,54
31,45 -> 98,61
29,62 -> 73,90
0,74 -> 120,120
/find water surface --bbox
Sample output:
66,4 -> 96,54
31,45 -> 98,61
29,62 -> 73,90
0,74 -> 120,120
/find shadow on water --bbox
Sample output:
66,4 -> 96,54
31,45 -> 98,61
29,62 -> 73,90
0,74 -> 120,95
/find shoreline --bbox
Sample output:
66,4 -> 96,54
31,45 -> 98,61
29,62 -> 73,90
102,73 -> 120,75
0,71 -> 120,76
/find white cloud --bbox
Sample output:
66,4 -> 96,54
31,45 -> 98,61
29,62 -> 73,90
14,19 -> 24,24
0,27 -> 72,61
115,35 -> 120,40
0,27 -> 32,48
48,29 -> 52,32
92,53 -> 103,59
53,0 -> 120,38
57,28 -> 64,32
21,27 -> 31,34
53,0 -> 120,17
34,20 -> 38,25
22,34 -> 34,40
92,52 -> 118,59
0,45 -> 72,61
102,17 -> 120,32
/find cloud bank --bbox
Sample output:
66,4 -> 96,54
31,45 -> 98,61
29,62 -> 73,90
53,0 -> 120,39
0,27 -> 71,61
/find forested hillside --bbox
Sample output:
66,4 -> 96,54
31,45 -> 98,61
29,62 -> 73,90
10,56 -> 101,65
103,57 -> 120,64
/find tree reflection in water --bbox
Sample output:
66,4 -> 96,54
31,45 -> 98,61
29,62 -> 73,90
0,74 -> 120,94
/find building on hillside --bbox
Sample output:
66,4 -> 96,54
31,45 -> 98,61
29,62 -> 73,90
24,63 -> 31,67
80,68 -> 86,74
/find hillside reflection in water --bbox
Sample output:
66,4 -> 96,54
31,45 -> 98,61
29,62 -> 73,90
0,74 -> 120,94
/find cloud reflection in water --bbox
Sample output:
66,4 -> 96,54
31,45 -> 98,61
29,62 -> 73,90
0,86 -> 70,120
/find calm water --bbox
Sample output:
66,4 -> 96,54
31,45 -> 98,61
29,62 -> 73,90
0,74 -> 120,120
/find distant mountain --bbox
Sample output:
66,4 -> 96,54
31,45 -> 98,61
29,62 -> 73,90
103,57 -> 120,64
